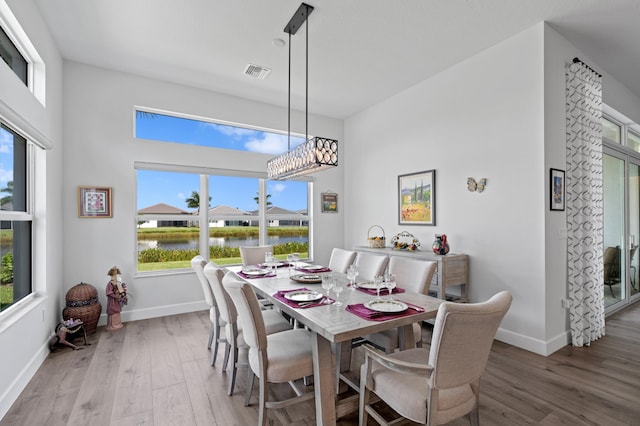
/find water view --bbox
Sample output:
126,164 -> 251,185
138,235 -> 308,251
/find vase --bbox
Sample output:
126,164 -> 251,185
432,234 -> 450,255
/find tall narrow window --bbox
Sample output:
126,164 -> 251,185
0,124 -> 32,312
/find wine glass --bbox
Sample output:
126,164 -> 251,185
373,275 -> 384,300
292,252 -> 300,269
384,274 -> 396,300
286,253 -> 295,276
346,265 -> 359,291
332,280 -> 344,306
321,274 -> 334,303
264,251 -> 274,275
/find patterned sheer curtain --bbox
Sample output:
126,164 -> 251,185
565,59 -> 604,347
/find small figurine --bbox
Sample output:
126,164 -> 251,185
49,318 -> 86,351
106,266 -> 128,331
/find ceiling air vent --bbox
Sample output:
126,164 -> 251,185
244,64 -> 271,80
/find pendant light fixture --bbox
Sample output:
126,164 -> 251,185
267,3 -> 338,180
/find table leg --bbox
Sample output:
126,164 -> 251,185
398,324 -> 415,351
335,341 -> 352,394
312,333 -> 336,426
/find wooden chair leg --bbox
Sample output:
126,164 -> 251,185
245,370 -> 255,407
208,322 -> 215,349
359,383 -> 370,426
258,376 -> 268,426
222,341 -> 231,371
227,347 -> 238,396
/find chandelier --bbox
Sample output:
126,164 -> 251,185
267,3 -> 338,180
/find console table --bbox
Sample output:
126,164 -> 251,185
353,246 -> 468,302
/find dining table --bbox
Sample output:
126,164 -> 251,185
228,263 -> 443,426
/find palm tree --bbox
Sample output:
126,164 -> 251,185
0,181 -> 13,207
254,192 -> 272,207
185,190 -> 211,214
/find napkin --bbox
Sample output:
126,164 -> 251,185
273,288 -> 334,309
237,270 -> 276,279
346,302 -> 420,322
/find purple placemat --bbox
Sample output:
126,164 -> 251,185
346,301 -> 423,322
273,288 -> 334,309
356,286 -> 405,296
237,270 -> 276,279
295,266 -> 332,273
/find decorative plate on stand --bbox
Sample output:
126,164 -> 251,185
391,232 -> 420,251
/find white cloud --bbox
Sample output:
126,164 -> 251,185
270,183 -> 286,193
244,133 -> 289,154
177,192 -> 185,200
207,123 -> 255,138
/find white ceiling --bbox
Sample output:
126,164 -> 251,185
33,0 -> 640,120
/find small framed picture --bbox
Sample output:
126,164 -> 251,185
78,186 -> 112,218
550,169 -> 565,211
321,192 -> 338,213
398,170 -> 436,226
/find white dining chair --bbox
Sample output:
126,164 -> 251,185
363,257 -> 437,353
204,265 -> 291,396
328,248 -> 357,273
359,291 -> 512,426
355,251 -> 389,281
222,272 -> 315,426
191,255 -> 226,366
239,245 -> 274,267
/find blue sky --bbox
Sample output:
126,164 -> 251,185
0,127 -> 14,193
136,113 -> 307,212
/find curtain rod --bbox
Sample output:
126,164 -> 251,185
573,57 -> 602,78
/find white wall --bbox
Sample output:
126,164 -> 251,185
345,24 -> 549,353
62,62 -> 344,324
0,0 -> 64,419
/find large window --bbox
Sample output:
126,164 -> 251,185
136,169 -> 310,272
0,124 -> 32,312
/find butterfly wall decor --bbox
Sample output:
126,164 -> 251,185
467,177 -> 487,193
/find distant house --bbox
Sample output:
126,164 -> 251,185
208,205 -> 249,227
137,203 -> 192,228
246,206 -> 308,227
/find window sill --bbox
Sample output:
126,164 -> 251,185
0,293 -> 48,335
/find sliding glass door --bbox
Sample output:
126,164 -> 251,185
603,147 -> 640,312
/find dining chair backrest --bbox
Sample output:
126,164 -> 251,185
328,248 -> 357,273
355,252 -> 389,281
240,245 -> 274,267
203,262 -> 235,325
222,271 -> 267,352
388,257 -> 437,294
191,255 -> 214,308
429,291 -> 512,389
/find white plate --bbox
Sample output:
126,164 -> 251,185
259,262 -> 285,268
364,300 -> 408,313
301,264 -> 325,270
290,274 -> 322,283
242,269 -> 269,276
358,281 -> 381,289
284,290 -> 324,302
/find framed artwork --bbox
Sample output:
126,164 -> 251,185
398,169 -> 435,225
321,192 -> 338,213
550,168 -> 565,211
78,186 -> 112,218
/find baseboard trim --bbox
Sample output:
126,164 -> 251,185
496,327 -> 570,356
96,301 -> 208,326
0,340 -> 50,421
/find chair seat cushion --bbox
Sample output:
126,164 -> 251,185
249,329 -> 313,383
362,348 -> 476,424
364,323 -> 422,352
231,310 -> 292,348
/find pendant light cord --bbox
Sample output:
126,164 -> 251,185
287,31 -> 292,152
305,11 -> 309,143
